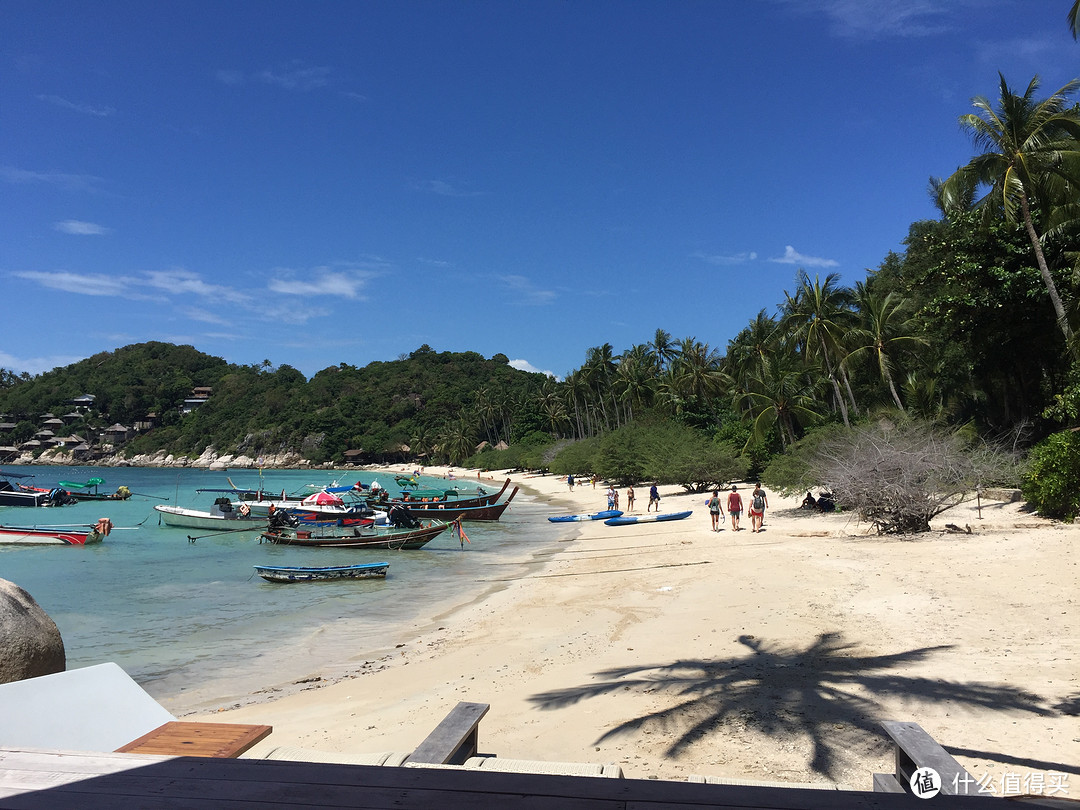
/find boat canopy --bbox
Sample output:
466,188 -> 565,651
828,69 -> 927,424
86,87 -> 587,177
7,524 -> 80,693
58,477 -> 105,489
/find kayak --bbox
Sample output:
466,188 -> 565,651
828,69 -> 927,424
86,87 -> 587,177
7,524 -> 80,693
548,510 -> 623,523
604,510 -> 692,526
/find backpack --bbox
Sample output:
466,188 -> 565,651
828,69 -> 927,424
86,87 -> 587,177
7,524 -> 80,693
752,493 -> 765,510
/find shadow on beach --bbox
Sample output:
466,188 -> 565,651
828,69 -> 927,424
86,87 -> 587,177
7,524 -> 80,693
528,632 -> 1061,779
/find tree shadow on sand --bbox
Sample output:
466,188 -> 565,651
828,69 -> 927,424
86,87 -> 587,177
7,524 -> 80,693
529,632 -> 1057,779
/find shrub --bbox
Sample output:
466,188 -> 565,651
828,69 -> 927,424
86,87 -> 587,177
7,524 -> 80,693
1022,430 -> 1080,521
809,419 -> 1012,534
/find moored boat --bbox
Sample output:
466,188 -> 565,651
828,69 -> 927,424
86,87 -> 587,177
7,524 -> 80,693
0,517 -> 114,545
603,510 -> 693,526
253,561 -> 390,583
59,478 -> 132,502
548,510 -> 622,523
155,503 -> 266,531
390,487 -> 518,522
261,520 -> 452,549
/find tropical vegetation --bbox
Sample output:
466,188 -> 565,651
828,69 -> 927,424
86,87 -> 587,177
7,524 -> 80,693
1,4 -> 1079,523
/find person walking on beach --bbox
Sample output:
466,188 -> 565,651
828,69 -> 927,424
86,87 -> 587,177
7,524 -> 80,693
567,474 -> 574,491
613,488 -> 620,511
707,489 -> 725,531
648,484 -> 660,512
727,485 -> 743,531
626,485 -> 635,513
606,486 -> 616,511
750,482 -> 769,533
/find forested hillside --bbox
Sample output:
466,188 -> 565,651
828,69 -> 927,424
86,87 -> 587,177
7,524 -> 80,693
0,343 -> 547,464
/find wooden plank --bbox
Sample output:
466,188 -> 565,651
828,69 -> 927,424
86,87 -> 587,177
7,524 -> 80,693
115,722 -> 272,758
880,721 -> 974,796
0,747 -> 1005,809
407,702 -> 489,765
871,773 -> 905,793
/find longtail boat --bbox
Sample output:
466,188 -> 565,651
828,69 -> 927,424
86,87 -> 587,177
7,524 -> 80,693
58,478 -> 132,502
253,561 -> 390,583
260,520 -> 452,549
389,487 -> 518,522
0,518 -> 114,545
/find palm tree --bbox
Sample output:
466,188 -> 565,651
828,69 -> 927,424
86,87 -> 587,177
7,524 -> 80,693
669,338 -> 726,405
649,329 -> 678,371
1070,1 -> 1079,38
741,351 -> 821,448
847,283 -> 926,410
725,309 -> 780,389
939,74 -> 1080,350
782,271 -> 857,427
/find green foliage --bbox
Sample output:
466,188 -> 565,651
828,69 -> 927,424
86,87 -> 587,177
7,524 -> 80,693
1022,429 -> 1080,520
0,342 -> 546,464
553,420 -> 746,491
761,423 -> 850,496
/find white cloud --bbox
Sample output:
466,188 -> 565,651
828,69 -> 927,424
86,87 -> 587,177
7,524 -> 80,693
776,0 -> 957,39
0,350 -> 85,376
257,62 -> 332,91
421,179 -> 486,198
11,270 -> 137,297
0,166 -> 102,192
498,275 -> 557,305
144,268 -> 251,304
37,95 -> 115,117
769,245 -> 839,268
54,220 -> 109,235
509,359 -> 558,378
268,269 -> 375,299
692,250 -> 758,266
12,267 -> 250,303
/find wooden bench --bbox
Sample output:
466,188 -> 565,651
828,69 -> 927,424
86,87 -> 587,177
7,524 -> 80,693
874,720 -> 975,796
407,701 -> 489,765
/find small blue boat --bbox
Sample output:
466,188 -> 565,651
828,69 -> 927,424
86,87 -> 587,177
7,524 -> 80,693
253,561 -> 390,583
604,510 -> 693,526
548,510 -> 623,523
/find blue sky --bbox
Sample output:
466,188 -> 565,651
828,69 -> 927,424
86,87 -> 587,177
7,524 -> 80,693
3,0 -> 1077,379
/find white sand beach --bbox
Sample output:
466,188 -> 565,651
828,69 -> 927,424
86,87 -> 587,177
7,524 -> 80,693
208,467 -> 1079,794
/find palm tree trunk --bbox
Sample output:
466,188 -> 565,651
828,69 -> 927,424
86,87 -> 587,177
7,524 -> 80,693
883,362 -> 905,410
819,339 -> 850,427
1021,193 -> 1076,352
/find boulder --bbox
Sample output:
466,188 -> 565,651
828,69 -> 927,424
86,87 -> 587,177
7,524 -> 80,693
0,579 -> 65,683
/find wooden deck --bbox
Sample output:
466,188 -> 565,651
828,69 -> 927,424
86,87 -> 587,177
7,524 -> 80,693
0,747 -> 1007,809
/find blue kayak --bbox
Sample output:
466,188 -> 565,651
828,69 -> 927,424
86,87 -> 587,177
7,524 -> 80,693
548,510 -> 623,523
604,510 -> 692,526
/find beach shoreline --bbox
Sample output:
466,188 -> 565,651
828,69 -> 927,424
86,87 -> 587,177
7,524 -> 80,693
197,465 -> 1078,792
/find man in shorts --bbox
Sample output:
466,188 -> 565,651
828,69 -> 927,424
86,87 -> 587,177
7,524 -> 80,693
749,482 -> 769,532
727,485 -> 743,531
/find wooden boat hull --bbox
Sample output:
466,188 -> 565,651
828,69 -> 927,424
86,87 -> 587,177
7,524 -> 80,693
397,487 -> 518,521
69,492 -> 130,502
548,510 -> 622,523
261,521 -> 451,549
155,505 -> 265,531
253,562 -> 390,583
604,510 -> 693,526
0,525 -> 103,545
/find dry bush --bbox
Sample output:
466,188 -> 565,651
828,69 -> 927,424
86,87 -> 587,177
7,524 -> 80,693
811,420 -> 1013,534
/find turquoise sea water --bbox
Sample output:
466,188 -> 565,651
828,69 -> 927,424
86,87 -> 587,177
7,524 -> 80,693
0,466 -> 567,715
